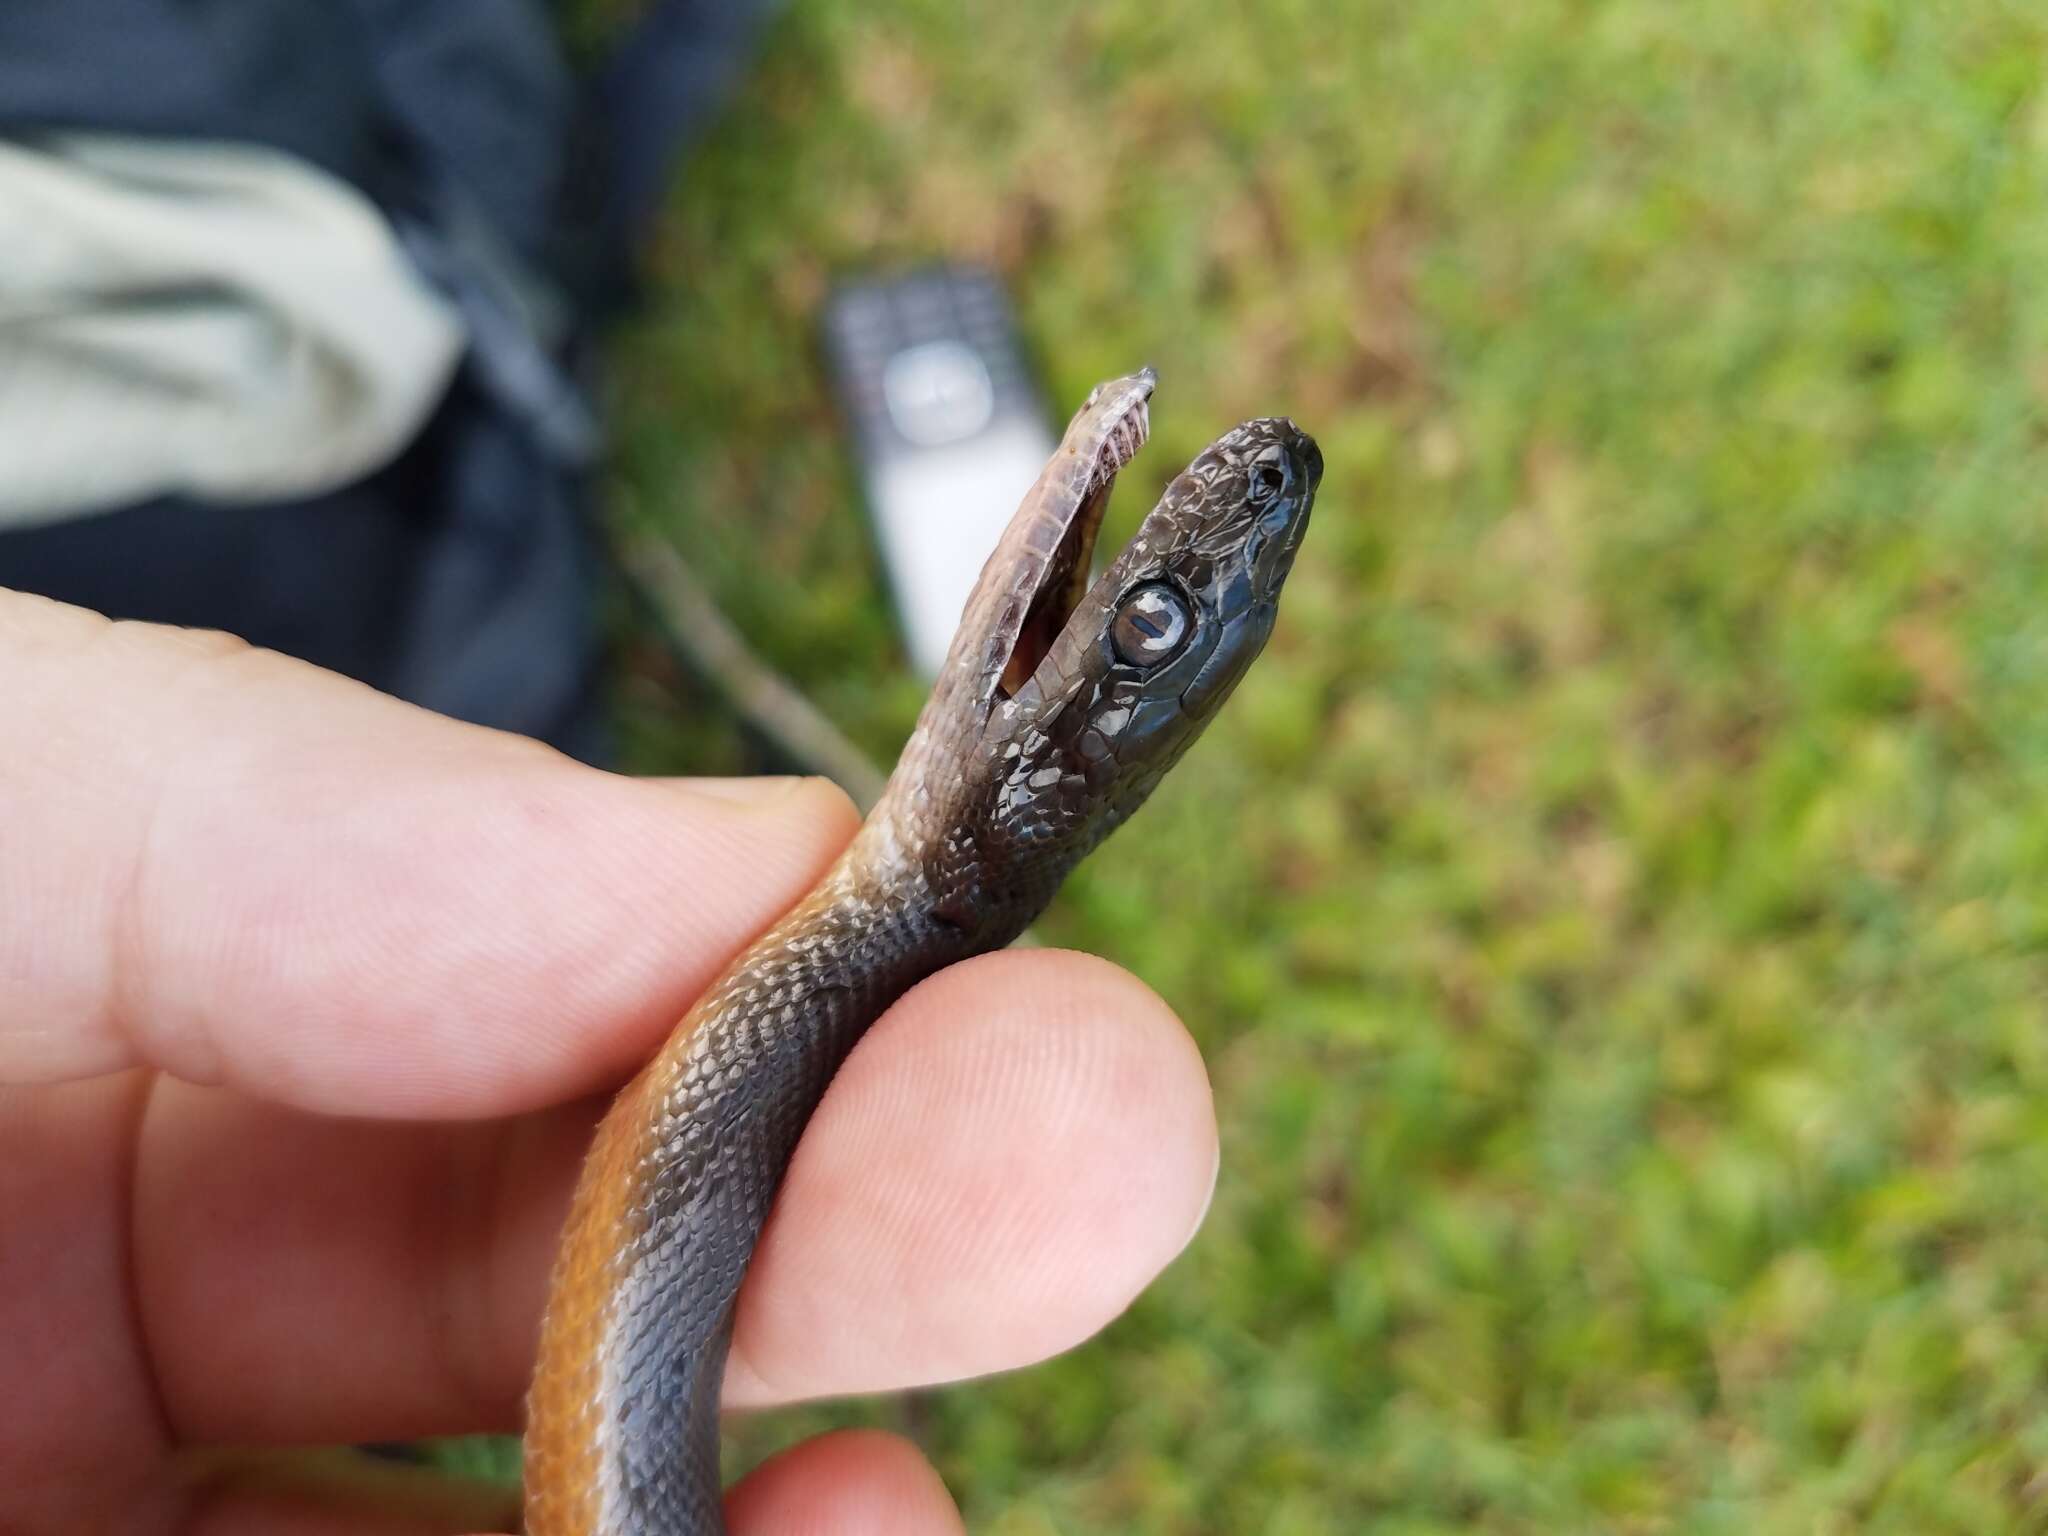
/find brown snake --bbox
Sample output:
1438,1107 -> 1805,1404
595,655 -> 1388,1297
524,369 -> 1321,1534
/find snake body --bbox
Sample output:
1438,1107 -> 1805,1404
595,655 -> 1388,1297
525,369 -> 1321,1535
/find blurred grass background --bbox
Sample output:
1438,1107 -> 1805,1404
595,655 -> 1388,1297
572,1 -> 2048,1530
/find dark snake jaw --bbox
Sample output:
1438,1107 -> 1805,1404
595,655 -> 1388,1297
999,374 -> 1154,697
1089,393 -> 1151,492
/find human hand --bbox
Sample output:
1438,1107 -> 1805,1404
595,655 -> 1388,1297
0,589 -> 1219,1536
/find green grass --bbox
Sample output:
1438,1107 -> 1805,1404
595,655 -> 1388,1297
586,1 -> 2048,1530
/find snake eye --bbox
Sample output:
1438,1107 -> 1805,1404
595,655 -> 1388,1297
1111,582 -> 1193,669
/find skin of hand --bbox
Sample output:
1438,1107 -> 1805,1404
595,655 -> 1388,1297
0,588 -> 1219,1536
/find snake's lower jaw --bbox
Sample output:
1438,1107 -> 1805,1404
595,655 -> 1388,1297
1093,393 -> 1151,488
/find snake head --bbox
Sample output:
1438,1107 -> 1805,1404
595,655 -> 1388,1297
896,375 -> 1320,942
996,413 -> 1321,818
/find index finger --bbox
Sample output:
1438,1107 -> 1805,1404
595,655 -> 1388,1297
0,590 -> 859,1117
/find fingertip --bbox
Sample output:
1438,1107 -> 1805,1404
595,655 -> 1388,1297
729,947 -> 1217,1405
725,1431 -> 962,1536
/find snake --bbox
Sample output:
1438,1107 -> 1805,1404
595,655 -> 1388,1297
524,367 -> 1321,1535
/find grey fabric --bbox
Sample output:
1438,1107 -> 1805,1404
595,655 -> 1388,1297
0,135 -> 466,527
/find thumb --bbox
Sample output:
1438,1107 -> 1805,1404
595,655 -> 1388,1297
0,589 -> 859,1116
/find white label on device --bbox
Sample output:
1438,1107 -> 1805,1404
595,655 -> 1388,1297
882,342 -> 997,447
866,417 -> 1057,676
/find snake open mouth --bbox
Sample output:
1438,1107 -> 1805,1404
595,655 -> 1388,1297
997,380 -> 1152,697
